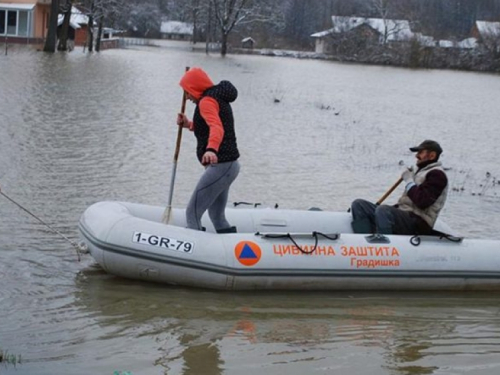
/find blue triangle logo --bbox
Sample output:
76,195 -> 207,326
239,244 -> 257,259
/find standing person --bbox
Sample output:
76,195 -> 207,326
176,68 -> 240,233
350,140 -> 448,235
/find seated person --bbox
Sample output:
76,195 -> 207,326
351,140 -> 448,235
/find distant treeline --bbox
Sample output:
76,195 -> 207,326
108,0 -> 500,50
283,0 -> 500,47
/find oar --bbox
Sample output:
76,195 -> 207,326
376,177 -> 403,205
162,66 -> 190,224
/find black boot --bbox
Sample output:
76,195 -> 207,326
351,218 -> 373,234
216,226 -> 237,234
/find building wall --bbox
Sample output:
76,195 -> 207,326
33,3 -> 49,38
75,27 -> 86,45
314,39 -> 325,53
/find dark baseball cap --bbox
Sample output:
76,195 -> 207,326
409,140 -> 443,155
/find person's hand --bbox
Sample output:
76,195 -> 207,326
177,113 -> 189,128
201,151 -> 218,165
402,167 -> 414,184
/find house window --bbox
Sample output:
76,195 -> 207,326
7,10 -> 16,34
0,10 -> 5,34
0,9 -> 31,36
18,11 -> 28,36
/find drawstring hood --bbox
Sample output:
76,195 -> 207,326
179,68 -> 214,101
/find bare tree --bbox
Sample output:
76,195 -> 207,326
95,16 -> 104,51
368,0 -> 407,44
44,0 -> 60,53
284,0 -> 324,47
206,1 -> 212,53
93,0 -> 122,50
58,0 -> 73,51
189,0 -> 205,43
479,21 -> 500,59
173,0 -> 207,43
79,0 -> 123,52
210,0 -> 278,56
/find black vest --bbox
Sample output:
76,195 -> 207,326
193,81 -> 240,163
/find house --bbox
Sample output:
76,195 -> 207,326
311,15 -> 488,54
241,36 -> 254,49
310,29 -> 333,53
438,38 -> 477,49
311,15 -> 416,53
160,20 -> 193,40
332,16 -> 414,43
472,20 -> 500,40
472,20 -> 500,52
0,0 -> 51,43
57,5 -> 89,46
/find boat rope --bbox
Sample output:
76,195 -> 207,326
233,201 -> 279,208
410,235 -> 421,246
440,234 -> 464,243
258,231 -> 340,254
233,201 -> 261,207
0,187 -> 84,261
410,233 -> 464,247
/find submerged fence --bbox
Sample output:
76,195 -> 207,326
119,37 -> 158,48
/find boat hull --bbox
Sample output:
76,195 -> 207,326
78,201 -> 500,290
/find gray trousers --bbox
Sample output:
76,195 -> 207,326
350,199 -> 419,235
186,160 -> 240,231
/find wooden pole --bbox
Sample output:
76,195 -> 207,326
162,66 -> 190,224
376,177 -> 403,206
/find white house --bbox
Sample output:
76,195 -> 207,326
311,15 -> 489,53
473,20 -> 500,51
311,15 -> 416,53
160,21 -> 193,40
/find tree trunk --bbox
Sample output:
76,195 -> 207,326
43,0 -> 60,53
87,12 -> 94,52
57,2 -> 72,51
192,13 -> 197,44
205,2 -> 211,54
220,32 -> 228,57
95,18 -> 103,52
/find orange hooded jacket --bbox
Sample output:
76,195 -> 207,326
179,68 -> 224,152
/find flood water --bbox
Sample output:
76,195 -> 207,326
1,40 -> 500,375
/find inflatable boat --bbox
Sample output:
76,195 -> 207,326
78,201 -> 500,291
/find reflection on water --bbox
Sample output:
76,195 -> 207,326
72,266 -> 500,375
1,41 -> 500,374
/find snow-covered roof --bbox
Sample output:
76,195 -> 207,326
57,6 -> 89,29
438,40 -> 454,48
413,32 -> 436,47
457,38 -> 477,49
438,38 -> 477,49
311,28 -> 335,38
312,16 -> 415,41
476,20 -> 500,37
331,15 -> 414,41
242,37 -> 255,43
311,15 -> 484,49
0,2 -> 35,10
160,21 -> 193,35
